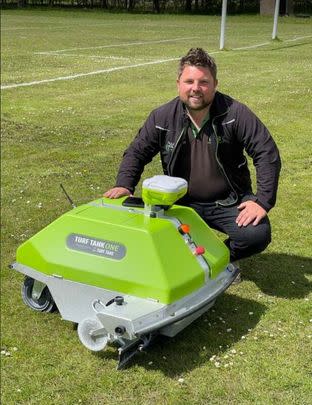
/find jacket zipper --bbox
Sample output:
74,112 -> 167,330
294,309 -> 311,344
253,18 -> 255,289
167,127 -> 186,176
211,112 -> 238,206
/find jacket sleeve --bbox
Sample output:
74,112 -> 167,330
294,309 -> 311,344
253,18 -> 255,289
115,110 -> 161,193
235,103 -> 281,211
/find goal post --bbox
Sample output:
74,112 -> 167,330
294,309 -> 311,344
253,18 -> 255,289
272,0 -> 281,39
219,0 -> 282,49
219,0 -> 228,50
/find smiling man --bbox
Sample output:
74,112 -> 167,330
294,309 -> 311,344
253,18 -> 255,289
104,48 -> 281,271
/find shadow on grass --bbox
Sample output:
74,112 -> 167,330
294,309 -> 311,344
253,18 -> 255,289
96,253 -> 311,374
241,252 -> 311,299
270,42 -> 312,51
96,293 -> 266,376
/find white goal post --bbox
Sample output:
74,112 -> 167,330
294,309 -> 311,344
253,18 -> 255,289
219,0 -> 282,49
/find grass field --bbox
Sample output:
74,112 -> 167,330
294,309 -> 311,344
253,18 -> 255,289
1,8 -> 312,405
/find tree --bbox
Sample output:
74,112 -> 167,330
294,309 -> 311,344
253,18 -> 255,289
185,0 -> 192,12
125,0 -> 135,10
153,0 -> 160,13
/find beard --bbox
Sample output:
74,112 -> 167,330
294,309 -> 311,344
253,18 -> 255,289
181,93 -> 215,112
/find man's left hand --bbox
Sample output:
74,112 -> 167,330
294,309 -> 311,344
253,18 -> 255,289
236,200 -> 267,227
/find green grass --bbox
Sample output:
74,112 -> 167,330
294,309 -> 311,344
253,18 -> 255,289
1,9 -> 312,405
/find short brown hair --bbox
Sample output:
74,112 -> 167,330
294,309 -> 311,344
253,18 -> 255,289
178,48 -> 217,81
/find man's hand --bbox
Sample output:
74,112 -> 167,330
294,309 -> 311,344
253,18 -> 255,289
236,200 -> 267,227
103,187 -> 131,199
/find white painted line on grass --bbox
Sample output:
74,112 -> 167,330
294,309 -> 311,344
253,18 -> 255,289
0,22 -> 130,32
1,22 -> 181,32
284,35 -> 312,42
1,51 -> 223,90
1,27 -> 41,31
233,42 -> 271,50
47,53 -> 132,60
1,25 -> 77,32
233,34 -> 312,50
2,34 -> 311,90
1,57 -> 181,90
34,37 -> 200,55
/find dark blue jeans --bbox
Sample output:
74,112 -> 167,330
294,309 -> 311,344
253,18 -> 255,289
189,201 -> 271,262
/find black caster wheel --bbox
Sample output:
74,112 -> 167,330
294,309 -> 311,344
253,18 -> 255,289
21,276 -> 56,313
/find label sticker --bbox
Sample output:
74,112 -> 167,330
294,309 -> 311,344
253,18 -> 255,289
67,234 -> 126,260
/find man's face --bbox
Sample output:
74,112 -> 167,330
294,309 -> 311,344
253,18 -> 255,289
177,65 -> 218,112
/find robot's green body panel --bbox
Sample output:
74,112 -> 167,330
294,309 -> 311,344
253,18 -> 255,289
16,197 -> 229,305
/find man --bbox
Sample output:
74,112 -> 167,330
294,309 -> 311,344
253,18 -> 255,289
104,48 -> 281,267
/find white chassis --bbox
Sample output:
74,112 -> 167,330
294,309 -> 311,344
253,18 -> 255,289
12,261 -> 238,353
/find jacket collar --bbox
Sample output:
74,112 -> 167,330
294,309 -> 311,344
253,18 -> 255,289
210,91 -> 233,119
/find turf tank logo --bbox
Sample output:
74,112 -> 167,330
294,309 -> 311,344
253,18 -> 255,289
67,234 -> 126,260
165,141 -> 175,152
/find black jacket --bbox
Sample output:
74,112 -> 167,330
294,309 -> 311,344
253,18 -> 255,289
116,92 -> 281,211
